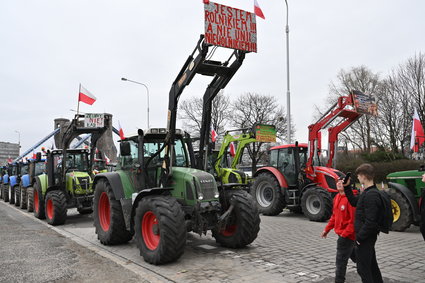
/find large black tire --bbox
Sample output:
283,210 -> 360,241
251,173 -> 286,216
45,190 -> 67,225
301,187 -> 333,222
33,182 -> 45,219
20,186 -> 27,210
93,179 -> 132,245
212,190 -> 261,248
27,187 -> 34,212
14,186 -> 20,207
9,185 -> 15,205
3,186 -> 9,202
388,188 -> 412,232
0,185 -> 3,199
134,195 -> 186,265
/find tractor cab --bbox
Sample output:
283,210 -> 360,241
47,149 -> 92,196
268,144 -> 308,187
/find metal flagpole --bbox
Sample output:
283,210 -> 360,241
77,83 -> 81,116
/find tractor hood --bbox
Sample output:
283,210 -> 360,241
387,170 -> 423,179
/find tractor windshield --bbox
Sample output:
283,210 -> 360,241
35,162 -> 46,176
20,164 -> 29,175
65,152 -> 89,172
144,138 -> 189,167
11,165 -> 18,176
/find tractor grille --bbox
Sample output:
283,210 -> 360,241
325,175 -> 337,190
77,177 -> 91,190
193,172 -> 217,200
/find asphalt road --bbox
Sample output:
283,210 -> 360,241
1,198 -> 424,283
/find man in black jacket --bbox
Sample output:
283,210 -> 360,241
343,163 -> 383,283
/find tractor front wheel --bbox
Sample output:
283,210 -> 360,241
3,186 -> 9,202
9,185 -> 15,205
27,187 -> 34,212
212,190 -> 260,248
33,182 -> 45,219
93,179 -> 132,245
301,187 -> 332,222
135,195 -> 186,265
20,186 -> 27,209
45,190 -> 67,225
251,173 -> 285,216
14,186 -> 20,207
388,188 -> 412,232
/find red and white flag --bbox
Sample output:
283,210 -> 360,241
211,128 -> 218,142
32,151 -> 37,159
104,154 -> 110,164
79,85 -> 97,105
254,0 -> 265,20
118,121 -> 125,140
410,108 -> 425,152
229,142 -> 236,157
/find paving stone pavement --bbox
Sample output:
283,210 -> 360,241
1,200 -> 424,283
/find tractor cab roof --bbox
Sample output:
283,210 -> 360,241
51,149 -> 90,155
270,143 -> 308,151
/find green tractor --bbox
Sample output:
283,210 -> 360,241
32,113 -> 113,225
214,125 -> 276,187
92,36 -> 260,265
387,168 -> 425,231
33,148 -> 94,224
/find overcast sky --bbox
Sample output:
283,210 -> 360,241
1,0 -> 424,155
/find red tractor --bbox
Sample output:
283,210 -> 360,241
251,90 -> 376,221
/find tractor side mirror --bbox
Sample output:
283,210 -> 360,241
120,141 -> 131,156
419,164 -> 425,172
36,152 -> 42,162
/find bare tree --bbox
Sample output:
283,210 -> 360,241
179,92 -> 231,138
328,66 -> 381,152
230,92 -> 291,174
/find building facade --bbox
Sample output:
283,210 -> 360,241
0,142 -> 20,164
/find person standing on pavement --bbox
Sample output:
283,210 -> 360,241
321,179 -> 357,283
343,163 -> 383,283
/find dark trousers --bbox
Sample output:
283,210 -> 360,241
335,236 -> 355,283
356,236 -> 383,283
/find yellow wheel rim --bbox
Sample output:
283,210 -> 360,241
391,199 -> 401,222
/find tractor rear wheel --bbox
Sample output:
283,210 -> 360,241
3,186 -> 9,202
212,190 -> 260,248
301,187 -> 332,222
20,187 -> 27,209
33,182 -> 45,219
93,179 -> 132,245
14,186 -> 20,207
135,195 -> 186,265
388,187 -> 412,231
45,190 -> 67,226
9,185 -> 15,205
251,173 -> 285,216
27,187 -> 34,212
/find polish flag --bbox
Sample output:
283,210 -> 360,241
211,128 -> 218,142
104,154 -> 110,164
118,121 -> 125,140
229,142 -> 236,157
410,108 -> 425,152
254,0 -> 265,20
32,151 -> 37,159
79,85 -> 97,105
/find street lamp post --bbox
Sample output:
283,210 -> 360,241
121,77 -> 150,129
284,0 -> 291,144
15,130 -> 20,154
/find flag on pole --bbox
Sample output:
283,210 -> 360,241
229,142 -> 236,157
79,85 -> 97,105
211,128 -> 218,142
32,151 -> 37,160
410,108 -> 425,152
254,0 -> 265,19
118,121 -> 125,140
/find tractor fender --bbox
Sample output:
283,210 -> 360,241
388,182 -> 421,223
254,167 -> 288,189
129,187 -> 173,234
3,174 -> 9,185
21,174 -> 31,188
93,172 -> 125,200
300,183 -> 319,196
10,176 -> 18,188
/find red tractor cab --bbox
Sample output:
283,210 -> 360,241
251,90 -> 377,221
